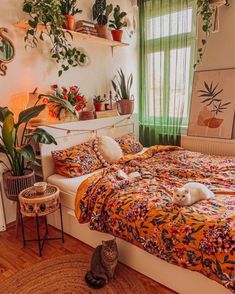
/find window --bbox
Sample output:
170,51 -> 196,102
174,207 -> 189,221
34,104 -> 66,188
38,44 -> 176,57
146,4 -> 196,126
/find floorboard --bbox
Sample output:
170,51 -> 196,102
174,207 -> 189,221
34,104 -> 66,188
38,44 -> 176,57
0,219 -> 176,294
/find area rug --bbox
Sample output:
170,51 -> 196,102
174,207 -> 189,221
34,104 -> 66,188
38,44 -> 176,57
0,254 -> 146,294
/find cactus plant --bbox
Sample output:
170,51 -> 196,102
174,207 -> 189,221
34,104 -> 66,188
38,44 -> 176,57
92,0 -> 113,25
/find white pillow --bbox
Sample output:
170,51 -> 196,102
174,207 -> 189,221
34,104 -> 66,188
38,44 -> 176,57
94,136 -> 123,164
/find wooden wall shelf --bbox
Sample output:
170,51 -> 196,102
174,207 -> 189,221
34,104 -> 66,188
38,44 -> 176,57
15,21 -> 129,48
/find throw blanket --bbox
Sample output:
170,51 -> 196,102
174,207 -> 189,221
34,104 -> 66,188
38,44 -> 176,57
75,146 -> 235,292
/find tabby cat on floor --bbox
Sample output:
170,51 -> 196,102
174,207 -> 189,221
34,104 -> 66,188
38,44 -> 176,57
85,238 -> 118,289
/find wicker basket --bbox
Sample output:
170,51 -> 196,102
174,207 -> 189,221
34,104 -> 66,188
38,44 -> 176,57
3,169 -> 35,202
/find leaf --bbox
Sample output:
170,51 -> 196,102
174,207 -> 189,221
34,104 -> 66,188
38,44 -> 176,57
17,105 -> 46,126
16,145 -> 35,163
0,107 -> 13,123
2,114 -> 15,155
30,128 -> 57,145
38,94 -> 75,114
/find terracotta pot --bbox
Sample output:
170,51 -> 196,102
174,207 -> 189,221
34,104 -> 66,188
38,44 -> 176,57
79,110 -> 95,121
94,102 -> 104,112
64,15 -> 75,31
116,100 -> 134,115
95,24 -> 110,39
203,117 -> 224,128
111,29 -> 123,42
3,169 -> 35,202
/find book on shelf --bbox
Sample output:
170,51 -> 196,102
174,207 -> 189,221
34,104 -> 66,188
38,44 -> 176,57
76,27 -> 97,33
76,20 -> 95,29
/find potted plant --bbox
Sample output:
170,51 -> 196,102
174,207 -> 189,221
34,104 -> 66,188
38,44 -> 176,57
93,95 -> 106,112
60,0 -> 82,31
41,84 -> 87,121
22,0 -> 87,76
112,69 -> 134,115
92,0 -> 113,39
0,105 -> 56,202
109,5 -> 127,42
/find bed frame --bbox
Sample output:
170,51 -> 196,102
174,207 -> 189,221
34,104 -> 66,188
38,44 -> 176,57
39,115 -> 230,294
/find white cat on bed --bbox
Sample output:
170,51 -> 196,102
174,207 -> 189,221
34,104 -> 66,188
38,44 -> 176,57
173,182 -> 215,206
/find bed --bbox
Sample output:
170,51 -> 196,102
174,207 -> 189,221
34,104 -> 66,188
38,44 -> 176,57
40,116 -> 234,294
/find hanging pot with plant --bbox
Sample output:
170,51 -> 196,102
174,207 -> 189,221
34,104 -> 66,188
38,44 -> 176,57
60,0 -> 82,31
112,69 -> 134,115
92,0 -> 113,39
22,0 -> 87,76
109,5 -> 127,42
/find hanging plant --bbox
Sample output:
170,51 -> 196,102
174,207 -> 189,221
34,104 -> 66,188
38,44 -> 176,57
195,0 -> 229,68
22,0 -> 87,76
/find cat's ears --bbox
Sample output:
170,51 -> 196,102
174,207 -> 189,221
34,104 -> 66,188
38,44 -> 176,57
184,188 -> 189,193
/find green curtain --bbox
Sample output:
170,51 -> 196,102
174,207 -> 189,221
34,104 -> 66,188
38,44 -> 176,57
139,0 -> 196,146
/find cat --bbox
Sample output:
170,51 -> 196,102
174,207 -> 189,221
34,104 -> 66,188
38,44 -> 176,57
173,182 -> 215,206
85,238 -> 118,289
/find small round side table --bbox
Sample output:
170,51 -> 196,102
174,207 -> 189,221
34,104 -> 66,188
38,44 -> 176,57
19,184 -> 64,257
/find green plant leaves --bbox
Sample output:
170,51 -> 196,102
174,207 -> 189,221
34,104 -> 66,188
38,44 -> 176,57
112,69 -> 133,100
2,114 -> 15,155
38,94 -> 75,114
16,144 -> 36,163
30,128 -> 57,145
0,107 -> 12,123
17,104 -> 46,126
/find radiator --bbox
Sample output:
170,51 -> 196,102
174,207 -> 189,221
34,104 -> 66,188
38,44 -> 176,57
181,136 -> 235,157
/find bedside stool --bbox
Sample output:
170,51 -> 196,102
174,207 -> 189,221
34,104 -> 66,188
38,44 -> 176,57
19,184 -> 64,257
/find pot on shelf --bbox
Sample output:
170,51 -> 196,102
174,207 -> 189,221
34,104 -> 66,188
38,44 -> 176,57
116,99 -> 134,115
3,169 -> 35,202
94,102 -> 105,112
111,29 -> 123,42
79,110 -> 95,121
64,15 -> 75,31
95,24 -> 110,39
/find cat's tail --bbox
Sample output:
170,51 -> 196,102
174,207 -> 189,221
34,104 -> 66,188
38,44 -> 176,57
85,271 -> 106,289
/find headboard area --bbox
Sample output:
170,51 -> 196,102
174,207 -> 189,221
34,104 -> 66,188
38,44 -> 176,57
39,115 -> 138,180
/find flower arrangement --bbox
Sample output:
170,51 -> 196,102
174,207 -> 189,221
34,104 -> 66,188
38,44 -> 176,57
42,85 -> 87,120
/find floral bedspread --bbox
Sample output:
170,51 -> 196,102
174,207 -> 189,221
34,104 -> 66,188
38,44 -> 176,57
75,146 -> 235,292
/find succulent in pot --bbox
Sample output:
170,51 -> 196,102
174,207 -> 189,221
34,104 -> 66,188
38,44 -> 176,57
109,5 -> 127,42
93,95 -> 105,112
0,105 -> 57,202
92,0 -> 113,39
60,0 -> 82,31
112,69 -> 134,115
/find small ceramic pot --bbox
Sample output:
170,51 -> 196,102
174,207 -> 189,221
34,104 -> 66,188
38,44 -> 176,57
95,24 -> 110,39
111,29 -> 123,42
34,182 -> 47,194
94,102 -> 104,112
64,15 -> 75,31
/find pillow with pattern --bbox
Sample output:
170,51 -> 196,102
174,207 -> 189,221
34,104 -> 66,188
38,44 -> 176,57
115,133 -> 143,155
51,140 -> 103,178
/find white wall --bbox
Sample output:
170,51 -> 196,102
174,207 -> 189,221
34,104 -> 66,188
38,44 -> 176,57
0,0 -> 138,224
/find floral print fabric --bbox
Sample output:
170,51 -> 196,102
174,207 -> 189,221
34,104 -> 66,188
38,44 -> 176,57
52,140 -> 103,178
115,133 -> 143,155
75,145 -> 235,292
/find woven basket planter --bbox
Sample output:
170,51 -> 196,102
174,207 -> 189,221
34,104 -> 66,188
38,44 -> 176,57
3,169 -> 35,202
117,100 -> 134,115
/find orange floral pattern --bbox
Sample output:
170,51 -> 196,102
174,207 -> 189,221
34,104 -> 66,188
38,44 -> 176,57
75,146 -> 235,292
115,133 -> 143,155
52,140 -> 103,178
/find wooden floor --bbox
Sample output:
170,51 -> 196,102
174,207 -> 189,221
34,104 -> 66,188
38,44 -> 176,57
0,219 -> 176,294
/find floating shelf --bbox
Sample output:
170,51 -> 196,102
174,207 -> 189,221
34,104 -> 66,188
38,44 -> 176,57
15,21 -> 129,48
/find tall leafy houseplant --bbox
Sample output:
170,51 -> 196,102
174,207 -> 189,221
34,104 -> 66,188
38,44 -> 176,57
0,105 -> 56,201
112,69 -> 134,115
60,0 -> 82,31
109,5 -> 127,42
92,0 -> 113,39
195,0 -> 228,67
23,0 -> 87,76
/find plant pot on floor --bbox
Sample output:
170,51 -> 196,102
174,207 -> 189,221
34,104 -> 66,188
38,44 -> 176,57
95,24 -> 110,39
111,29 -> 123,42
3,169 -> 35,202
64,15 -> 75,31
94,102 -> 104,112
117,100 -> 134,115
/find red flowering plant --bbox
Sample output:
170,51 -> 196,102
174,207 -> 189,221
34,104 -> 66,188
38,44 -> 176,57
39,84 -> 87,120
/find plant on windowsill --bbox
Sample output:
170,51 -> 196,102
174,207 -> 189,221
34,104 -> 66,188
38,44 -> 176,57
109,5 -> 127,42
112,69 -> 134,115
60,0 -> 82,31
93,95 -> 105,112
195,0 -> 229,68
92,0 -> 113,39
0,105 -> 57,201
22,0 -> 87,77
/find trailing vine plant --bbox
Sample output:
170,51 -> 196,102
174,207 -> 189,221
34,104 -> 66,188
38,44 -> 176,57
195,0 -> 229,68
23,0 -> 87,76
